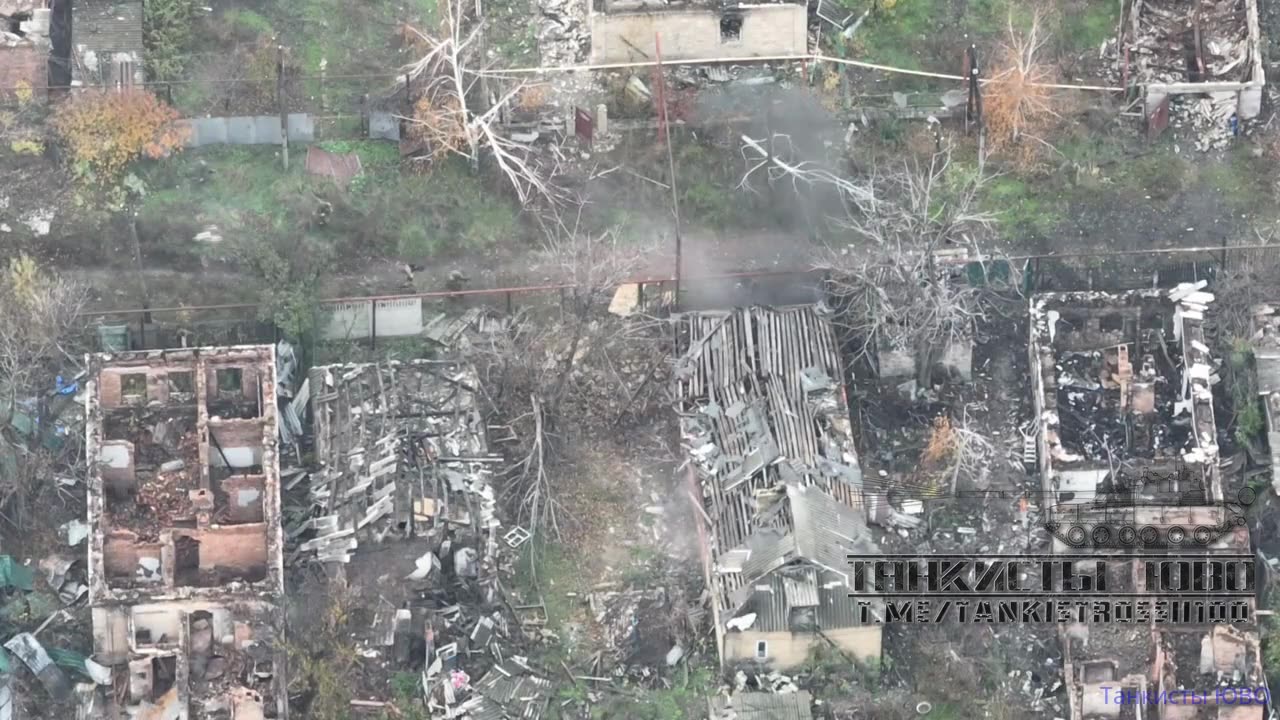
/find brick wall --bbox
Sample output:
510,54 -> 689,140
98,367 -> 193,408
220,476 -> 265,524
188,525 -> 268,577
103,532 -> 163,579
0,45 -> 48,103
589,4 -> 806,64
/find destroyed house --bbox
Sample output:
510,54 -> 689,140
1058,527 -> 1263,720
676,307 -> 881,670
588,0 -> 807,64
1124,0 -> 1265,125
293,360 -> 501,568
85,346 -> 286,719
1031,290 -> 1267,720
1029,286 -> 1226,553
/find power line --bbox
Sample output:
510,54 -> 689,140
79,244 -> 1274,318
0,51 -> 1126,94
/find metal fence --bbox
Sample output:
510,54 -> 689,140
77,246 -> 1280,353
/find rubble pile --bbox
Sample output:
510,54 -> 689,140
290,359 -> 503,565
1171,92 -> 1241,151
1128,0 -> 1253,86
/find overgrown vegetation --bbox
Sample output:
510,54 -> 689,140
50,90 -> 187,192
284,588 -> 362,720
1229,340 -> 1264,449
0,256 -> 88,528
235,235 -> 332,341
143,0 -> 196,82
577,663 -> 715,720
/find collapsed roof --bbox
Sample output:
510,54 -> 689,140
675,307 -> 877,631
291,360 -> 500,565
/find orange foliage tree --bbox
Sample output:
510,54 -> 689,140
983,13 -> 1065,168
50,89 -> 188,185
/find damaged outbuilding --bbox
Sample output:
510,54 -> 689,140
1029,284 -> 1226,548
588,0 -> 807,63
1119,0 -> 1265,138
1030,287 -> 1267,720
85,346 -> 287,720
675,306 -> 882,670
291,359 -> 501,568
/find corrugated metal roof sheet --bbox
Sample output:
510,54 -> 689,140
788,483 -> 875,575
468,661 -> 551,720
709,691 -> 813,720
72,1 -> 143,54
782,568 -> 818,608
734,568 -> 869,632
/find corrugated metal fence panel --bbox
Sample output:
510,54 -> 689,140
322,301 -> 372,341
373,298 -> 423,337
182,113 -> 315,148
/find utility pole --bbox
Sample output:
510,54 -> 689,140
277,44 -> 289,171
655,34 -> 683,310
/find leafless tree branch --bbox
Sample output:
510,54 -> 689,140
399,0 -> 562,206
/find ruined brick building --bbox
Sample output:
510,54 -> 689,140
86,346 -> 286,719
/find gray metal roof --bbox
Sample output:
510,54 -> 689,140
738,568 -> 870,632
72,1 -> 143,55
708,691 -> 813,720
469,661 -> 552,720
676,306 -> 878,631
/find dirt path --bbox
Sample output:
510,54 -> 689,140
72,223 -> 822,310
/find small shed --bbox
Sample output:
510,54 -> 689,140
71,0 -> 144,87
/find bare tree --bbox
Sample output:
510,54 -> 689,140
0,255 -> 89,526
810,148 -> 1001,387
472,203 -> 659,538
984,12 -> 1064,166
400,0 -> 561,205
1215,231 -> 1280,344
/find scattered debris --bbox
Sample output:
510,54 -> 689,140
676,307 -> 882,669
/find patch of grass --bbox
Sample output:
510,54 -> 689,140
985,176 -> 1062,238
856,0 -> 941,72
513,539 -> 580,632
1115,151 -> 1192,200
136,147 -> 525,263
1060,1 -> 1121,55
1054,132 -> 1126,168
963,0 -> 1034,35
223,8 -> 274,36
137,146 -> 298,227
1198,145 -> 1274,214
319,139 -> 401,174
681,180 -> 737,228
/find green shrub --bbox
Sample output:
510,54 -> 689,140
682,180 -> 736,227
461,200 -> 517,250
396,224 -> 440,258
143,0 -> 195,82
222,8 -> 273,37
